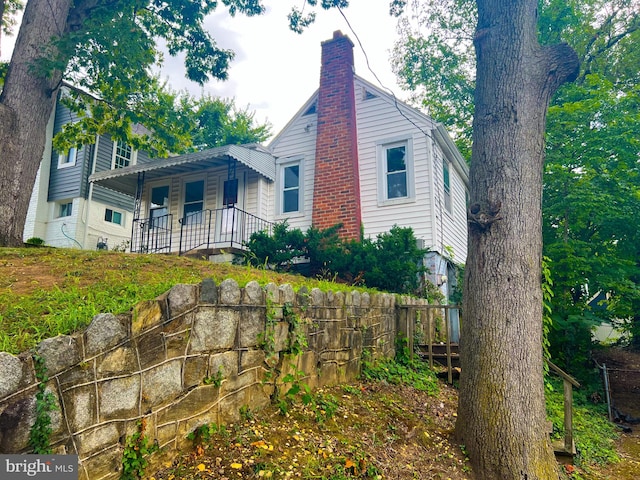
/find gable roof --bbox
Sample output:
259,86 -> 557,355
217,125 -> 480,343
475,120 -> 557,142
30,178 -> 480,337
268,74 -> 469,185
89,144 -> 276,196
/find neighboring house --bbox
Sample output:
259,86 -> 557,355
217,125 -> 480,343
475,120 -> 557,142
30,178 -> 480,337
24,86 -> 154,251
36,32 -> 469,300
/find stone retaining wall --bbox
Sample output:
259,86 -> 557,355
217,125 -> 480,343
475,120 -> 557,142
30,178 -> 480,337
0,279 -> 428,479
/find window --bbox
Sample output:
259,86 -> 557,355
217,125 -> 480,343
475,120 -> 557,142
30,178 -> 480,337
58,202 -> 73,218
281,163 -> 301,214
149,185 -> 169,229
183,179 -> 205,224
378,139 -> 414,204
443,160 -> 452,214
112,141 -> 135,169
57,147 -> 77,168
104,208 -> 123,225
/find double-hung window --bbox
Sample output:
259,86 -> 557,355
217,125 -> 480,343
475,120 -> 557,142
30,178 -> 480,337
183,179 -> 205,225
112,141 -> 135,169
443,160 -> 452,214
277,158 -> 303,215
378,139 -> 414,204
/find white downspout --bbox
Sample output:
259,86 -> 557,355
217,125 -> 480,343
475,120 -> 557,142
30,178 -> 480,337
83,135 -> 100,249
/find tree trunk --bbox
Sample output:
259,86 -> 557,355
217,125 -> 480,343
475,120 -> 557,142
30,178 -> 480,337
456,0 -> 579,478
0,0 -> 72,246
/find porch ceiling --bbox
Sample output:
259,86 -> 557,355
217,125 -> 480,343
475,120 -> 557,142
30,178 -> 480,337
89,144 -> 276,196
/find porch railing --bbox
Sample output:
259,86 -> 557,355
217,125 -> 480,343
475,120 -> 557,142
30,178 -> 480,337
178,206 -> 273,256
131,214 -> 173,254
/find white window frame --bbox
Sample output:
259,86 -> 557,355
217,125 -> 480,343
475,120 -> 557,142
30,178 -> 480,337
276,157 -> 304,217
443,159 -> 453,215
111,140 -> 137,169
57,201 -> 73,218
148,182 -> 171,230
377,137 -> 415,206
104,208 -> 124,226
57,147 -> 77,169
181,176 -> 206,225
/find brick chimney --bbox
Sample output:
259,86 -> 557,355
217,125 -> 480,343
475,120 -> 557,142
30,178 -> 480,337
312,31 -> 362,240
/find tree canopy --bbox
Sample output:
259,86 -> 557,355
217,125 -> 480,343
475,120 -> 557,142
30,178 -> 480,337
393,0 -> 640,355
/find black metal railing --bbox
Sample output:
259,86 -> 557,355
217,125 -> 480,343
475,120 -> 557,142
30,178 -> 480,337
178,206 -> 273,256
131,214 -> 173,254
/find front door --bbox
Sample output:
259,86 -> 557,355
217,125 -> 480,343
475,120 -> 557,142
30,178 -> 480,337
216,172 -> 245,244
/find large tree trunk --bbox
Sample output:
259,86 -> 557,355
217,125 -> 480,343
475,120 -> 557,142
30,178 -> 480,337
0,0 -> 72,246
456,0 -> 579,478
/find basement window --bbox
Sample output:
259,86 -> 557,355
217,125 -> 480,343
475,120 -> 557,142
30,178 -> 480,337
104,208 -> 123,225
58,201 -> 73,218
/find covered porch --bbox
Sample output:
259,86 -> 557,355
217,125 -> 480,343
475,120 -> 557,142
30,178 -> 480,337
89,144 -> 275,256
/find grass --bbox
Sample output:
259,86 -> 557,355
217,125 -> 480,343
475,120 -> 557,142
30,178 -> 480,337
0,247 -> 366,354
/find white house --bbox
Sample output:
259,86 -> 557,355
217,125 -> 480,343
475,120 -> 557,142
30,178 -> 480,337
28,31 -> 469,300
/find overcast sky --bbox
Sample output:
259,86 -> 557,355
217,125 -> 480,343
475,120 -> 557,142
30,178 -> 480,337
1,1 -> 405,138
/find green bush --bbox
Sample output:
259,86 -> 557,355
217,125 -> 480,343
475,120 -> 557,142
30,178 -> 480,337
242,222 -> 428,295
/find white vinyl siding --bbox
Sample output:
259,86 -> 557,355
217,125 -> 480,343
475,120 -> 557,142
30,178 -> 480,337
269,108 -> 317,229
355,79 -> 435,247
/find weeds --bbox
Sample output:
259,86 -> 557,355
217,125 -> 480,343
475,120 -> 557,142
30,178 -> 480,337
120,418 -> 159,480
28,353 -> 57,454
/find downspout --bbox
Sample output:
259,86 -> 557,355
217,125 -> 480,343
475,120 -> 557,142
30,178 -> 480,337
82,134 -> 100,249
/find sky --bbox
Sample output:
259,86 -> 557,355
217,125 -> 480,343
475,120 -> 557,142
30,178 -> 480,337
2,1 -> 405,140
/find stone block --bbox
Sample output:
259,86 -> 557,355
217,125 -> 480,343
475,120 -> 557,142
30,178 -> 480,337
157,384 -> 219,425
273,322 -> 289,352
63,385 -> 96,432
85,314 -> 128,356
141,360 -> 182,410
190,308 -> 239,352
310,288 -> 324,306
0,393 -> 35,452
99,375 -> 140,419
183,356 -> 208,389
279,284 -> 295,304
78,445 -> 122,480
296,286 -> 311,308
200,278 -> 217,304
263,283 -> 278,303
97,346 -> 137,378
219,278 -> 241,305
76,422 -> 122,457
208,351 -> 238,379
167,284 -> 198,318
238,308 -> 265,348
242,281 -> 263,305
220,370 -> 256,396
37,335 -> 80,376
136,331 -> 166,370
218,390 -> 246,424
156,422 -> 177,447
240,349 -> 265,371
0,352 -> 25,400
132,300 -> 163,336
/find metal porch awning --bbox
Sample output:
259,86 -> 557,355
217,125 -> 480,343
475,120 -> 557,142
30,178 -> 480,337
89,144 -> 276,196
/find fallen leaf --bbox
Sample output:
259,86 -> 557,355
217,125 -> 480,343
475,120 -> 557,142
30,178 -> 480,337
197,463 -> 206,472
231,463 -> 243,469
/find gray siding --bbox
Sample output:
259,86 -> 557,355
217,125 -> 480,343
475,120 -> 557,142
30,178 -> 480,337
47,102 -> 86,201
